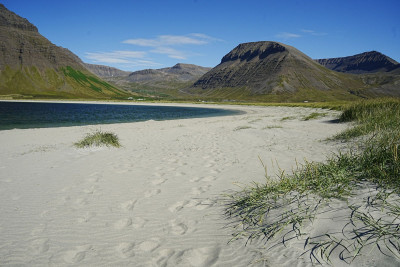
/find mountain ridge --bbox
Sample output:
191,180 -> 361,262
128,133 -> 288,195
189,41 -> 364,100
127,63 -> 211,82
0,4 -> 130,99
84,63 -> 131,78
315,51 -> 400,74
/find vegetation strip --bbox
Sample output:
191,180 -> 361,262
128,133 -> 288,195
74,130 -> 121,148
224,98 -> 400,264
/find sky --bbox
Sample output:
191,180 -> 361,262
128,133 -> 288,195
2,0 -> 400,71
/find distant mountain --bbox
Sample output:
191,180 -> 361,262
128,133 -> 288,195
0,4 -> 130,99
315,51 -> 400,74
84,63 -> 130,78
188,41 -> 366,101
126,63 -> 211,83
100,63 -> 211,99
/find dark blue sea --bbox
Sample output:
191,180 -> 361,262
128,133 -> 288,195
0,101 -> 241,130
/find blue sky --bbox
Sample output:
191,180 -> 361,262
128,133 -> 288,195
3,0 -> 400,71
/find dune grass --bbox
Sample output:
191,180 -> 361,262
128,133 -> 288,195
224,98 -> 400,264
303,112 -> 328,121
75,130 -> 121,148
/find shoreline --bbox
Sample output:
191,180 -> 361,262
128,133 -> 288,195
1,104 -> 392,266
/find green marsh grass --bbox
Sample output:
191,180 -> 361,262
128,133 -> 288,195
75,130 -> 121,148
225,98 -> 400,264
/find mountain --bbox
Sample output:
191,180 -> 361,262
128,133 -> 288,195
84,63 -> 130,78
0,4 -> 130,99
99,63 -> 211,99
188,41 -> 365,101
315,51 -> 400,74
126,63 -> 211,83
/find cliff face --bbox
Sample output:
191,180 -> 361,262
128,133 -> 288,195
191,41 -> 359,94
0,4 -> 129,98
315,51 -> 400,74
0,4 -> 83,70
0,3 -> 37,32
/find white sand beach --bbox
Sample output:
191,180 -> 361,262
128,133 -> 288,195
1,103 -> 398,266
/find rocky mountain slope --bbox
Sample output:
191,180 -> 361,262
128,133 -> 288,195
84,63 -> 130,78
126,63 -> 211,83
0,4 -> 130,99
188,41 -> 365,101
99,63 -> 211,99
316,51 -> 400,74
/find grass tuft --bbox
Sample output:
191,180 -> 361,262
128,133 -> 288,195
234,126 -> 252,131
224,97 -> 400,264
75,130 -> 121,148
303,112 -> 327,121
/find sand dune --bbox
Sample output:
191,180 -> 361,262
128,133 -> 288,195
1,103 -> 396,266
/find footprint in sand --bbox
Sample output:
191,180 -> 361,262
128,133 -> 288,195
191,176 -> 216,183
83,185 -> 97,195
116,242 -> 135,258
132,217 -> 147,229
30,238 -> 49,254
168,200 -> 188,212
77,212 -> 96,223
153,248 -> 175,266
75,198 -> 89,206
120,200 -> 137,211
175,172 -> 186,177
144,189 -> 161,198
189,177 -> 202,183
114,218 -> 133,230
151,178 -> 167,185
169,199 -> 214,212
194,199 -> 215,210
86,176 -> 100,183
191,186 -> 210,195
153,172 -> 163,177
201,175 -> 217,182
185,199 -> 201,208
204,163 -> 215,168
209,169 -> 221,174
87,172 -> 101,183
180,245 -> 221,267
168,220 -> 188,235
137,238 -> 161,252
64,245 -> 92,264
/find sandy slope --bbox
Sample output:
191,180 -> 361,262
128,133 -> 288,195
1,103 -> 396,266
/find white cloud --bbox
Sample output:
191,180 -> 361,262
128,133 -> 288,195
121,33 -> 221,62
84,50 -> 162,68
85,50 -> 147,64
123,34 -> 215,47
150,47 -> 187,59
190,33 -> 224,42
301,29 -> 327,36
122,38 -> 160,47
275,32 -> 302,39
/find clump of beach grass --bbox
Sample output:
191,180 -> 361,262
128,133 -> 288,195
224,98 -> 400,264
280,116 -> 297,121
75,130 -> 121,148
262,125 -> 283,129
234,125 -> 252,131
303,112 -> 327,121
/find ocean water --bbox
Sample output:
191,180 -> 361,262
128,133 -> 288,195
0,101 -> 241,130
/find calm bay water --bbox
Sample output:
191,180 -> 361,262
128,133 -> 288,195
0,101 -> 241,130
